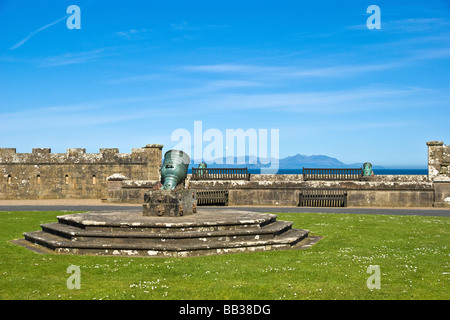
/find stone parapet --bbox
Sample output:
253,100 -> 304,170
0,145 -> 163,200
108,174 -> 437,207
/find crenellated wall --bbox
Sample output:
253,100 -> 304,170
0,144 -> 163,200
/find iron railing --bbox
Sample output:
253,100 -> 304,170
191,168 -> 250,181
302,167 -> 362,181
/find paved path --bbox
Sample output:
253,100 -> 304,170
0,200 -> 448,217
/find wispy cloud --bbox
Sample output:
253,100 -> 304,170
182,41 -> 450,80
386,18 -> 450,32
171,21 -> 195,31
38,49 -> 107,67
181,62 -> 400,80
0,97 -> 171,132
113,28 -> 152,40
10,14 -> 68,50
170,86 -> 429,115
106,73 -> 170,84
170,21 -> 229,31
182,64 -> 281,74
347,18 -> 450,32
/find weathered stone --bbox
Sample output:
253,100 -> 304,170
0,145 -> 163,200
109,173 -> 437,207
20,209 -> 316,257
427,140 -> 450,181
143,189 -> 196,217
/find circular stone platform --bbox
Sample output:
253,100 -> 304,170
21,209 -> 318,257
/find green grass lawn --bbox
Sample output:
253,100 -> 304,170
0,210 -> 449,300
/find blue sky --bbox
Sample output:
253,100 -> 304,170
0,0 -> 449,168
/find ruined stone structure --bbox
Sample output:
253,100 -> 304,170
0,144 -> 163,200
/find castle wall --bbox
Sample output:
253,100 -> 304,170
0,144 -> 163,200
108,174 -> 435,207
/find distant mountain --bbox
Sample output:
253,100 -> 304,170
190,154 -> 385,169
279,154 -> 346,168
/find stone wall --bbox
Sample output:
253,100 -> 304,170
104,140 -> 450,207
0,144 -> 163,200
197,174 -> 436,207
2,140 -> 449,207
107,174 -> 435,207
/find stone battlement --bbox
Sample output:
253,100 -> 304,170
0,144 -> 163,200
0,145 -> 163,164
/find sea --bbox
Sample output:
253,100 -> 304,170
188,168 -> 428,175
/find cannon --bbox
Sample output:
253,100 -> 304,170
143,149 -> 196,217
160,149 -> 190,190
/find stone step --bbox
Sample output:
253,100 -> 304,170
23,231 -> 67,251
21,209 -> 317,257
56,210 -> 277,233
40,220 -> 293,244
23,228 -> 309,257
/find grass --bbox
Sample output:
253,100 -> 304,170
0,210 -> 449,300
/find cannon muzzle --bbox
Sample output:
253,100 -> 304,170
160,149 -> 190,190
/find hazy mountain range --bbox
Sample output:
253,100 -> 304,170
190,154 -> 384,169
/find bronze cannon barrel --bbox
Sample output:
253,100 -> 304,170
160,149 -> 190,190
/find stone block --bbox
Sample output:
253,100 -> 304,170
32,148 -> 51,154
143,189 -> 197,217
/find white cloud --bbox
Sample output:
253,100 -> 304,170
168,86 -> 428,115
38,49 -> 106,67
113,28 -> 152,40
346,18 -> 450,32
182,64 -> 281,74
10,14 -> 68,50
181,62 -> 400,80
0,97 -> 165,132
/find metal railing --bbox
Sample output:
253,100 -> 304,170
191,168 -> 250,181
299,188 -> 348,207
194,189 -> 229,206
302,167 -> 362,181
